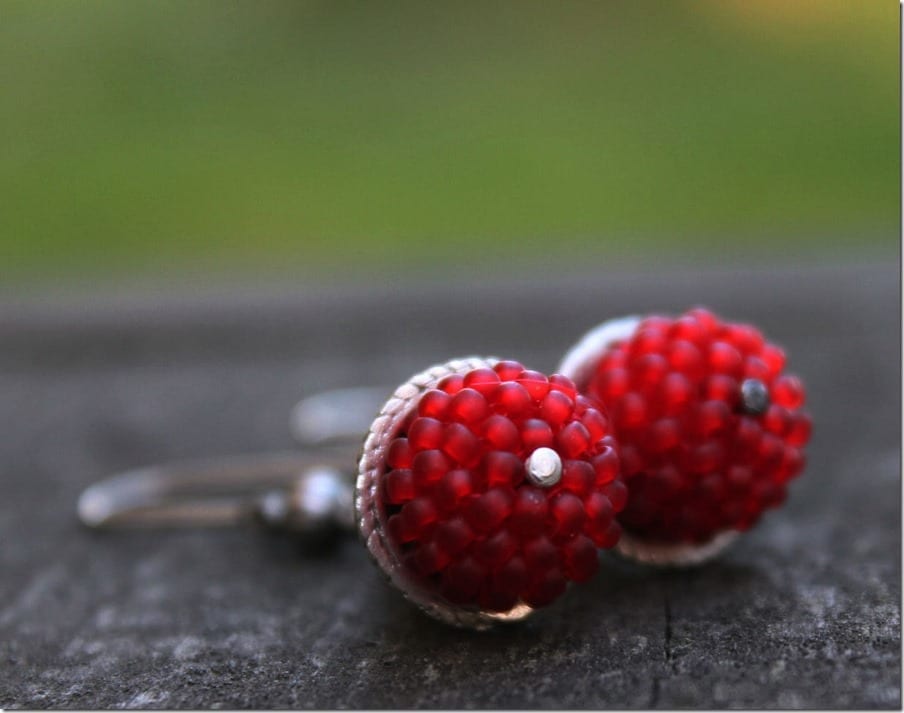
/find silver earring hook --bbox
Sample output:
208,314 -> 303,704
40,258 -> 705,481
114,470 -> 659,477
77,385 -> 396,539
77,450 -> 357,538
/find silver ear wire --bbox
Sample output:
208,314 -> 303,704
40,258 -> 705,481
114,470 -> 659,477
290,386 -> 391,446
78,451 -> 357,543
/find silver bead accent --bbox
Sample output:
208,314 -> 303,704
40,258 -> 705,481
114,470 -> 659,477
525,447 -> 562,488
740,378 -> 769,415
257,466 -> 354,540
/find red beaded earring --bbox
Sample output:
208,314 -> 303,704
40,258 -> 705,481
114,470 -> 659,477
357,356 -> 625,627
557,309 -> 811,566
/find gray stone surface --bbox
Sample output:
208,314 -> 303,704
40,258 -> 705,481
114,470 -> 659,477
0,261 -> 899,709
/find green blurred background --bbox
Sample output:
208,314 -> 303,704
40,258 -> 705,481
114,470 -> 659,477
1,0 -> 898,287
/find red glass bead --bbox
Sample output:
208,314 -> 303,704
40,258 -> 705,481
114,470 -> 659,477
561,460 -> 595,497
387,438 -> 413,469
550,493 -> 587,540
465,487 -> 514,534
773,375 -> 806,409
517,370 -> 550,400
495,382 -> 533,415
436,468 -> 473,509
385,468 -> 415,504
540,390 -> 574,426
450,388 -> 488,424
483,450 -> 523,488
556,421 -> 592,458
463,367 -> 501,397
562,535 -> 600,582
409,417 -> 444,450
521,418 -> 554,450
509,486 -> 549,537
412,449 -> 451,484
434,517 -> 474,555
493,360 -> 525,381
591,446 -> 620,485
480,415 -> 518,451
473,529 -> 518,567
418,389 -> 451,419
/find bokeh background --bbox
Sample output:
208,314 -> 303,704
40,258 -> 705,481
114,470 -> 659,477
1,0 -> 898,289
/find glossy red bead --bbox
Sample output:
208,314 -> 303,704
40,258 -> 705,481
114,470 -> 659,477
583,308 -> 811,545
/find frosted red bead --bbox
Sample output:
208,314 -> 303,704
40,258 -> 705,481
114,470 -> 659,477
409,417 -> 444,450
379,363 -> 624,615
582,308 -> 811,545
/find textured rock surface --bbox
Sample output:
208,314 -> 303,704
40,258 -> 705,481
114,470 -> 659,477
0,262 -> 899,709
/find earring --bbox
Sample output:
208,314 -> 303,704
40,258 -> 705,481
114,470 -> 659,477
357,356 -> 624,628
79,356 -> 626,630
558,308 -> 811,566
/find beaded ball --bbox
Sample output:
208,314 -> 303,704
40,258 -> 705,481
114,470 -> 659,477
569,308 -> 811,551
358,358 -> 623,626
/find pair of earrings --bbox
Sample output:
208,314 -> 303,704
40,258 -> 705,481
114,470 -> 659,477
79,307 -> 811,630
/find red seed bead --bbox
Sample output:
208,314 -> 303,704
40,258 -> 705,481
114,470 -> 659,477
493,360 -> 525,381
521,418 -> 554,450
412,449 -> 451,484
743,357 -> 770,382
442,422 -> 480,467
696,400 -> 731,438
661,372 -> 693,413
598,368 -> 630,400
450,388 -> 488,423
550,493 -> 587,540
517,370 -> 551,400
773,375 -> 806,409
648,418 -> 680,453
761,344 -> 786,376
633,353 -> 669,388
708,342 -> 743,377
763,405 -> 791,437
786,411 -> 812,447
387,438 -> 413,469
436,468 -> 473,510
437,373 -> 464,394
385,468 -> 415,504
704,375 -> 740,405
540,390 -> 574,426
614,392 -> 647,431
556,421 -> 592,458
591,446 -> 620,485
409,417 -> 444,450
441,556 -> 486,602
495,382 -> 533,415
561,460 -> 595,497
562,535 -> 600,582
522,569 -> 567,608
602,480 -> 628,513
473,529 -> 519,568
482,415 -> 521,451
463,367 -> 501,397
581,407 -> 609,442
380,362 -> 624,613
418,389 -> 451,419
413,540 -> 450,575
667,340 -> 704,378
434,517 -> 474,555
483,450 -> 524,488
400,498 -> 438,535
523,536 -> 559,571
465,488 -> 514,534
509,487 -> 549,537
491,556 -> 529,600
548,373 -> 578,397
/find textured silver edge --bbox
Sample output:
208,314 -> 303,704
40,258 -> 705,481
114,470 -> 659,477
558,315 -> 738,567
614,530 -> 739,567
355,356 -> 535,629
